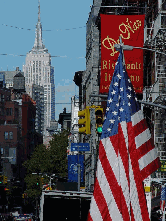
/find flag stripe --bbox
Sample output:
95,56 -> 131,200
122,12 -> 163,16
89,195 -> 103,221
133,119 -> 148,138
118,154 -> 131,220
128,156 -> 143,221
87,212 -> 92,221
97,159 -> 123,221
94,178 -> 112,221
100,139 -> 130,220
121,121 -> 144,221
128,122 -> 150,221
135,128 -> 151,149
118,122 -> 131,217
131,110 -> 144,126
139,148 -> 158,171
101,138 -> 120,185
130,204 -> 135,221
141,157 -> 160,180
136,139 -> 154,160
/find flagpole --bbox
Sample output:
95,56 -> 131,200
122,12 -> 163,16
114,36 -> 133,66
119,36 -> 125,66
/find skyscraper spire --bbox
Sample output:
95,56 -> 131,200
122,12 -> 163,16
32,0 -> 47,52
38,0 -> 41,23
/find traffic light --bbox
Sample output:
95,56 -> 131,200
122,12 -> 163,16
0,176 -> 3,184
36,176 -> 40,186
4,188 -> 9,191
3,176 -> 7,184
32,177 -> 40,190
22,194 -> 25,198
78,107 -> 90,134
36,181 -> 40,190
41,177 -> 44,185
95,106 -> 103,134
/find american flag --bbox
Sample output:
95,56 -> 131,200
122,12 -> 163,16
88,49 -> 160,221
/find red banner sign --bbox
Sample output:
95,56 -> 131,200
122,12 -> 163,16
100,14 -> 145,94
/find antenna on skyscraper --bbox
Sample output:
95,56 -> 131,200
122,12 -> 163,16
38,0 -> 41,22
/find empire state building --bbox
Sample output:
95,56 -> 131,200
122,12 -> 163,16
23,0 -> 55,137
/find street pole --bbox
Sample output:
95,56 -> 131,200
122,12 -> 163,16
35,197 -> 38,219
80,197 -> 81,220
49,176 -> 51,189
77,141 -> 80,192
90,107 -> 96,191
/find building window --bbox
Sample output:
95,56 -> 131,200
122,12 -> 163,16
162,0 -> 166,11
0,107 -> 4,115
6,95 -> 11,101
6,108 -> 13,116
4,132 -> 8,140
1,94 -> 4,102
9,131 -> 13,140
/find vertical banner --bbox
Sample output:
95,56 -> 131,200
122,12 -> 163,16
100,14 -> 145,94
68,155 -> 84,183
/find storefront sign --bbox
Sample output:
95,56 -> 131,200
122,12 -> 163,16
100,14 -> 145,94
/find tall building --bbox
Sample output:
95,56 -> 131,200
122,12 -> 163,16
32,84 -> 44,135
23,0 -> 55,138
58,108 -> 71,131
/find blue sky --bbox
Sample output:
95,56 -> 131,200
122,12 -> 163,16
0,0 -> 93,120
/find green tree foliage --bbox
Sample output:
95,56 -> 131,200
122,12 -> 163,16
49,130 -> 68,177
24,144 -> 51,174
23,130 -> 69,198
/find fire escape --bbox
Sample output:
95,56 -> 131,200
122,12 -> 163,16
143,0 -> 166,178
